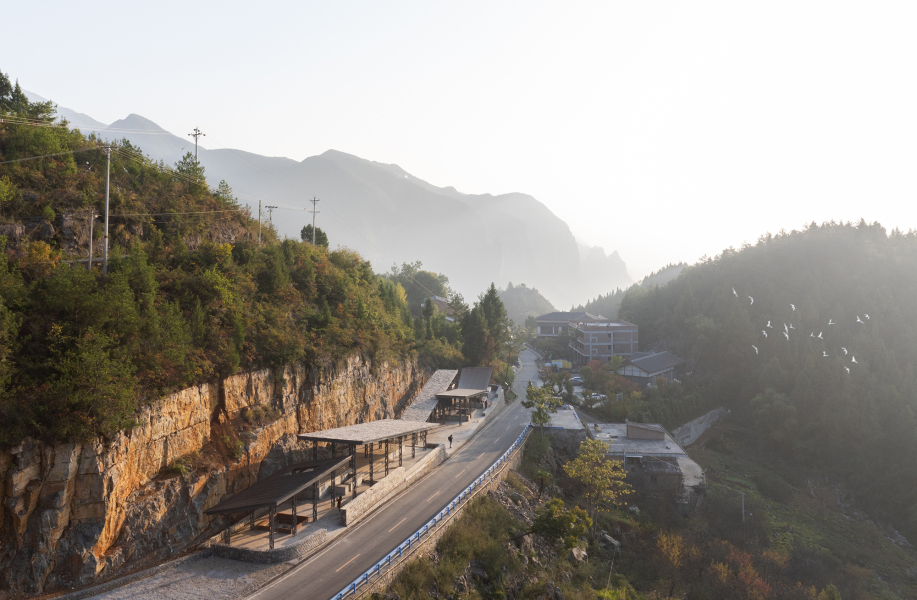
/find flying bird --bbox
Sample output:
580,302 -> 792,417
841,347 -> 848,355
857,316 -> 865,324
749,296 -> 754,305
851,356 -> 858,364
784,323 -> 788,333
752,345 -> 758,354
845,367 -> 850,374
818,332 -> 824,340
783,331 -> 789,340
789,323 -> 795,329
823,351 -> 829,357
766,321 -> 773,329
762,330 -> 768,337
732,287 -> 738,298
810,332 -> 816,338
828,319 -> 836,325
790,304 -> 796,311
864,314 -> 870,319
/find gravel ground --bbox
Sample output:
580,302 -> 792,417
87,557 -> 290,600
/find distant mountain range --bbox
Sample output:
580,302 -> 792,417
26,91 -> 633,307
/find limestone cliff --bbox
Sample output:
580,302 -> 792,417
0,354 -> 424,596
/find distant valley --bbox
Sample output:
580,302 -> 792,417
26,91 -> 632,307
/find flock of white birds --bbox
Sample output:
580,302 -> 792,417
732,287 -> 868,374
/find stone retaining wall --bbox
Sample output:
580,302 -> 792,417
207,528 -> 327,564
342,444 -> 447,526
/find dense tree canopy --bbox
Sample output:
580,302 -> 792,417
300,224 -> 329,247
617,221 -> 917,540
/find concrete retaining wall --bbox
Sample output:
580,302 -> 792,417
208,528 -> 327,564
672,407 -> 726,447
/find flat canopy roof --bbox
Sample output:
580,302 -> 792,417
297,419 -> 439,445
435,388 -> 488,400
205,455 -> 351,515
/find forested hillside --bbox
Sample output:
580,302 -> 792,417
618,222 -> 917,541
498,282 -> 555,326
0,70 -> 524,448
0,73 -> 416,446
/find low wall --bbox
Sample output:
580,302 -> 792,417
672,407 -> 727,447
342,444 -> 447,526
208,528 -> 327,564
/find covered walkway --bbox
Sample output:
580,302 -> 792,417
204,455 -> 351,550
297,419 -> 440,496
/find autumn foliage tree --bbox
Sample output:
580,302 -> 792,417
563,438 -> 632,537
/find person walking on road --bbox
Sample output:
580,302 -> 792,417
448,434 -> 453,448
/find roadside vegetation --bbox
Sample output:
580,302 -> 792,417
0,69 -> 517,447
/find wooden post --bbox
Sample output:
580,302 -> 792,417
412,432 -> 417,458
292,496 -> 298,536
385,439 -> 390,477
350,444 -> 357,498
313,481 -> 318,521
269,506 -> 275,550
369,442 -> 374,484
399,436 -> 403,467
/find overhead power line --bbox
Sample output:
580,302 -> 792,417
0,145 -> 104,165
0,118 -> 445,304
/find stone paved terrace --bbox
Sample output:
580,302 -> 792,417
401,369 -> 458,422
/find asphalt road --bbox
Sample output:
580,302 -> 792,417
246,349 -> 540,600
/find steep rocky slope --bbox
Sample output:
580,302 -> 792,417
0,354 -> 425,596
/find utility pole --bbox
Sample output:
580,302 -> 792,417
308,197 -> 320,244
188,127 -> 205,161
87,206 -> 94,271
103,146 -> 111,276
258,200 -> 262,245
266,205 -> 278,226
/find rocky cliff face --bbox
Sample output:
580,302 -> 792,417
0,354 -> 424,596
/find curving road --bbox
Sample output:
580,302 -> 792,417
246,349 -> 539,600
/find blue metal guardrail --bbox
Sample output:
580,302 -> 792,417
331,424 -> 532,600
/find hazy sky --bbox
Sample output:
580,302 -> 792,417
5,1 -> 917,279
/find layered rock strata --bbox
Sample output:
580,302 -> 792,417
0,354 -> 423,596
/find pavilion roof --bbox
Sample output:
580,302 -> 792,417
297,419 -> 439,445
204,455 -> 351,515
